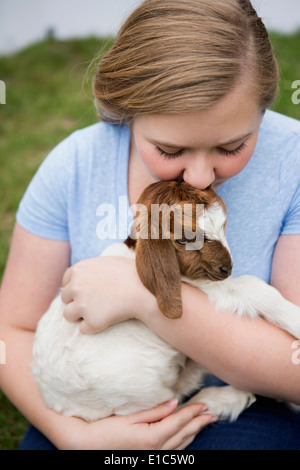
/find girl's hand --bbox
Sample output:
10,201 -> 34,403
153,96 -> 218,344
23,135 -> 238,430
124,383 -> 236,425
61,256 -> 157,334
64,399 -> 216,450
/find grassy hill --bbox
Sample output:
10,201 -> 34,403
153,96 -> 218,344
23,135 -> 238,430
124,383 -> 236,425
0,31 -> 299,449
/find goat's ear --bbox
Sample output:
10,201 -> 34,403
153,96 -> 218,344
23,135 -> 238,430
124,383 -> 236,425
135,238 -> 182,319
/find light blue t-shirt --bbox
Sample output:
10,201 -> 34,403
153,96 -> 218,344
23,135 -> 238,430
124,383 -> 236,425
16,110 -> 300,283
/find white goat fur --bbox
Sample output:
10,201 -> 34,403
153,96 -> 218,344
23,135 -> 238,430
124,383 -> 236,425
32,192 -> 300,422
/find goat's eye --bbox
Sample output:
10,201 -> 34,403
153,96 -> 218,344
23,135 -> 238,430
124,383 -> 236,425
176,239 -> 188,246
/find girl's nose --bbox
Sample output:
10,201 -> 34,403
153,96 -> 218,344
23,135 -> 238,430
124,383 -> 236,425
182,154 -> 215,190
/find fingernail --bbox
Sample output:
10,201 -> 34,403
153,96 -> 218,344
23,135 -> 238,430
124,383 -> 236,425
167,398 -> 178,407
209,416 -> 218,423
198,404 -> 208,413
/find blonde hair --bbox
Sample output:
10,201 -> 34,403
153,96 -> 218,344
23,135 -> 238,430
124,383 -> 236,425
93,0 -> 279,124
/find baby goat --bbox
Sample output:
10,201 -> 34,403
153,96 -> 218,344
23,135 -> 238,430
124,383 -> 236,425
32,181 -> 300,422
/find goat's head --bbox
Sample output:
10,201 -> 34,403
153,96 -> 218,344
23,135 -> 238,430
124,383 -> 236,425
125,181 -> 232,319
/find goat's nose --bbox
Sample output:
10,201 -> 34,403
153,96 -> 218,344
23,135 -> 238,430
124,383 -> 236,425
219,265 -> 232,276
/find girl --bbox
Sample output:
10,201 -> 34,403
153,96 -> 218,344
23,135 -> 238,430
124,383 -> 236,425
1,0 -> 300,450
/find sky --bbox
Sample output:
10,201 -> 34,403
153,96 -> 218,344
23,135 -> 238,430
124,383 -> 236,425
0,0 -> 300,55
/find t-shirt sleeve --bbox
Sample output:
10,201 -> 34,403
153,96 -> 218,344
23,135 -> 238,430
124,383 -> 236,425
280,133 -> 300,236
281,183 -> 300,235
16,134 -> 76,240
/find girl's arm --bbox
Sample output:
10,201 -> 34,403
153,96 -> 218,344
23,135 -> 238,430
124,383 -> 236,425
63,235 -> 300,405
143,283 -> 300,404
0,223 -> 73,446
270,235 -> 300,305
0,223 -> 212,450
143,234 -> 300,403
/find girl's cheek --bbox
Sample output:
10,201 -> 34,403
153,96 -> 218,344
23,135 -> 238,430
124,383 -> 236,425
217,154 -> 250,179
141,149 -> 182,180
217,140 -> 258,179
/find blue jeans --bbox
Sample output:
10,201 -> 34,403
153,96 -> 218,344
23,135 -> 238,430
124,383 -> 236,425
186,396 -> 300,450
19,395 -> 300,450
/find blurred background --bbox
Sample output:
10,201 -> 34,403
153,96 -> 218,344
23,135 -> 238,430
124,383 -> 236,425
0,0 -> 300,450
1,0 -> 300,55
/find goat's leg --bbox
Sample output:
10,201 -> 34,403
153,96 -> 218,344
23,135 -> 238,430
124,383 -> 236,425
203,276 -> 300,340
231,276 -> 300,339
178,385 -> 256,422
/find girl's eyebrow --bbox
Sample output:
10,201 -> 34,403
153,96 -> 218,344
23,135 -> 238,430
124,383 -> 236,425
220,132 -> 253,146
152,132 -> 253,149
151,140 -> 184,149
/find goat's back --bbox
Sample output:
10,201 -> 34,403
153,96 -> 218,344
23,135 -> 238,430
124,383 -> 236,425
31,243 -> 201,421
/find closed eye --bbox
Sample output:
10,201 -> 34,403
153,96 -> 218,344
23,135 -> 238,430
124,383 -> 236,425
156,146 -> 184,159
218,142 -> 246,157
156,142 -> 247,159
176,239 -> 188,246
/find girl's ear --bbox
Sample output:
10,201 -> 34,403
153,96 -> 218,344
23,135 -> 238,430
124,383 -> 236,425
135,238 -> 182,319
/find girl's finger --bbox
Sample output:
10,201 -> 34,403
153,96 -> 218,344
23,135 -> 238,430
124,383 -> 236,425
165,413 -> 216,450
128,399 -> 179,425
63,299 -> 82,323
79,319 -> 97,335
150,403 -> 210,447
60,284 -> 74,304
62,266 -> 72,287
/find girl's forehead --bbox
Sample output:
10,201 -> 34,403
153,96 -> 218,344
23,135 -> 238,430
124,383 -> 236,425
133,86 -> 262,148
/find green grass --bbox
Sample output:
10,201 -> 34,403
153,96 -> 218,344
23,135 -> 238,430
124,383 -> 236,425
0,31 -> 299,450
0,36 -> 113,450
0,37 -> 114,277
270,30 -> 300,119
